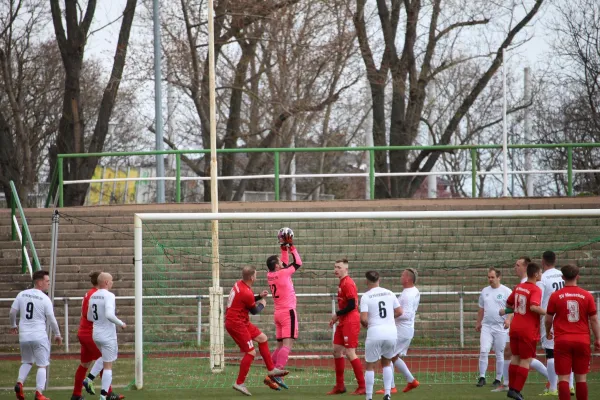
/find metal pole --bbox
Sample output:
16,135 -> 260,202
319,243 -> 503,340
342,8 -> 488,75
459,292 -> 464,348
153,0 -> 165,203
567,147 -> 573,196
208,0 -> 223,373
471,149 -> 477,197
331,297 -> 336,340
502,49 -> 509,197
274,152 -> 280,201
64,299 -> 69,353
134,215 -> 144,389
46,210 -> 59,389
291,136 -> 296,201
524,67 -> 533,196
197,298 -> 202,346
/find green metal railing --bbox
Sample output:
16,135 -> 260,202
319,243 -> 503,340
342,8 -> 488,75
10,181 -> 41,274
46,143 -> 600,207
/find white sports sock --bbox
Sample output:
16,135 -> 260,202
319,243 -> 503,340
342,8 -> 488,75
547,358 -> 557,391
365,370 -> 375,400
18,363 -> 32,383
394,357 -> 415,383
35,368 -> 46,392
503,360 -> 510,385
495,356 -> 504,381
530,358 -> 548,379
383,365 -> 393,395
101,369 -> 112,393
90,358 -> 104,378
569,372 -> 574,388
479,352 -> 489,378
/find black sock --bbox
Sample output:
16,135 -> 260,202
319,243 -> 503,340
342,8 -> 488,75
101,390 -> 108,396
87,373 -> 95,380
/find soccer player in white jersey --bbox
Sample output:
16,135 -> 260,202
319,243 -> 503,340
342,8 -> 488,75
360,271 -> 403,400
10,270 -> 62,400
537,251 -> 574,395
88,273 -> 126,400
376,268 -> 421,395
493,256 -> 548,392
475,267 -> 512,389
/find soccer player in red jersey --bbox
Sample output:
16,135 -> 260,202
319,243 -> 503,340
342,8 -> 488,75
545,264 -> 600,400
500,262 -> 545,400
70,272 -> 123,400
327,259 -> 366,395
226,266 -> 288,396
266,227 -> 302,389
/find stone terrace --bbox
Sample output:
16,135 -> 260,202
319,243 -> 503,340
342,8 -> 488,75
1,197 -> 600,352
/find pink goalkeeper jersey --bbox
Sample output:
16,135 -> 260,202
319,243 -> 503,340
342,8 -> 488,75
267,247 -> 302,312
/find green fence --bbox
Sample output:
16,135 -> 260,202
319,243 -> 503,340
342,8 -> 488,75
10,180 -> 41,274
46,143 -> 600,207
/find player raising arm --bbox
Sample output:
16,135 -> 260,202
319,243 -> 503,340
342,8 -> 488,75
500,262 -> 545,400
266,227 -> 302,390
88,273 -> 126,400
327,259 -> 366,395
545,264 -> 600,400
226,266 -> 288,396
10,270 -> 62,400
360,271 -> 403,400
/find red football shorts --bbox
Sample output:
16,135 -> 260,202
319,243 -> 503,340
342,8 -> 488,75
274,309 -> 298,340
509,334 -> 537,360
78,334 -> 101,363
226,321 -> 262,353
333,320 -> 360,349
555,340 -> 591,375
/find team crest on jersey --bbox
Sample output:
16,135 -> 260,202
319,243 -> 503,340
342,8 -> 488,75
497,294 -> 503,299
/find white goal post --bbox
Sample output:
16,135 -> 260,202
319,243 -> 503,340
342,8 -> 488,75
133,208 -> 600,389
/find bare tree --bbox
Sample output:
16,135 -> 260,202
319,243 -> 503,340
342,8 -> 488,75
49,0 -> 137,206
353,0 -> 545,198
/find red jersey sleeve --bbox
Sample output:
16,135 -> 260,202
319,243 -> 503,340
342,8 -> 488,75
530,286 -> 542,307
546,292 -> 557,316
506,289 -> 515,308
587,292 -> 597,316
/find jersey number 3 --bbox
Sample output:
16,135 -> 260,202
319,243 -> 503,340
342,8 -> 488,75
92,304 -> 99,320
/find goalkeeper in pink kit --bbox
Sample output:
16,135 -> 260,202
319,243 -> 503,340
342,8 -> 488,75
265,227 -> 302,390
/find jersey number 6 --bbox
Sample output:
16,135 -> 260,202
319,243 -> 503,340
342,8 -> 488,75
378,301 -> 387,318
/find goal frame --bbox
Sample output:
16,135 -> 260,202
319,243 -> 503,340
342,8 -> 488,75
133,208 -> 600,389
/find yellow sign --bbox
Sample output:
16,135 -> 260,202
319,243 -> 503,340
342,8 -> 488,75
86,166 -> 139,205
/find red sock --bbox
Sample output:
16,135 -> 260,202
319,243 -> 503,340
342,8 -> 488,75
236,353 -> 255,385
276,346 -> 291,369
73,365 -> 88,396
508,364 -> 517,388
350,358 -> 365,388
258,342 -> 275,371
512,366 -> 529,392
558,381 -> 571,400
334,357 -> 345,388
575,382 -> 588,400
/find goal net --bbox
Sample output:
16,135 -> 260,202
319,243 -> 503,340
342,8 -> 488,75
132,210 -> 600,390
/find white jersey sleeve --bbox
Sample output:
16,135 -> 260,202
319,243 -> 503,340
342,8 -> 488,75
360,286 -> 398,341
395,287 -> 420,339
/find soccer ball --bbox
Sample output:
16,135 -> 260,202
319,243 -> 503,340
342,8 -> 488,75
278,227 -> 294,244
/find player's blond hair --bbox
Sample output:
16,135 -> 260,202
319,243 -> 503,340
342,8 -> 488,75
242,266 -> 256,281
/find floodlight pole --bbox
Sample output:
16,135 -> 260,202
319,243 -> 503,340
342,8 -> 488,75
153,0 -> 165,203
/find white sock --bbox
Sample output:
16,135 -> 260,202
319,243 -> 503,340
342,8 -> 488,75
90,358 -> 104,378
390,371 -> 396,389
547,358 -> 557,391
18,363 -> 32,383
383,365 -> 393,395
495,355 -> 504,381
503,360 -> 510,386
569,372 -> 574,388
530,358 -> 548,379
394,357 -> 415,383
365,370 -> 374,400
35,368 -> 46,392
101,369 -> 112,393
479,352 -> 489,378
